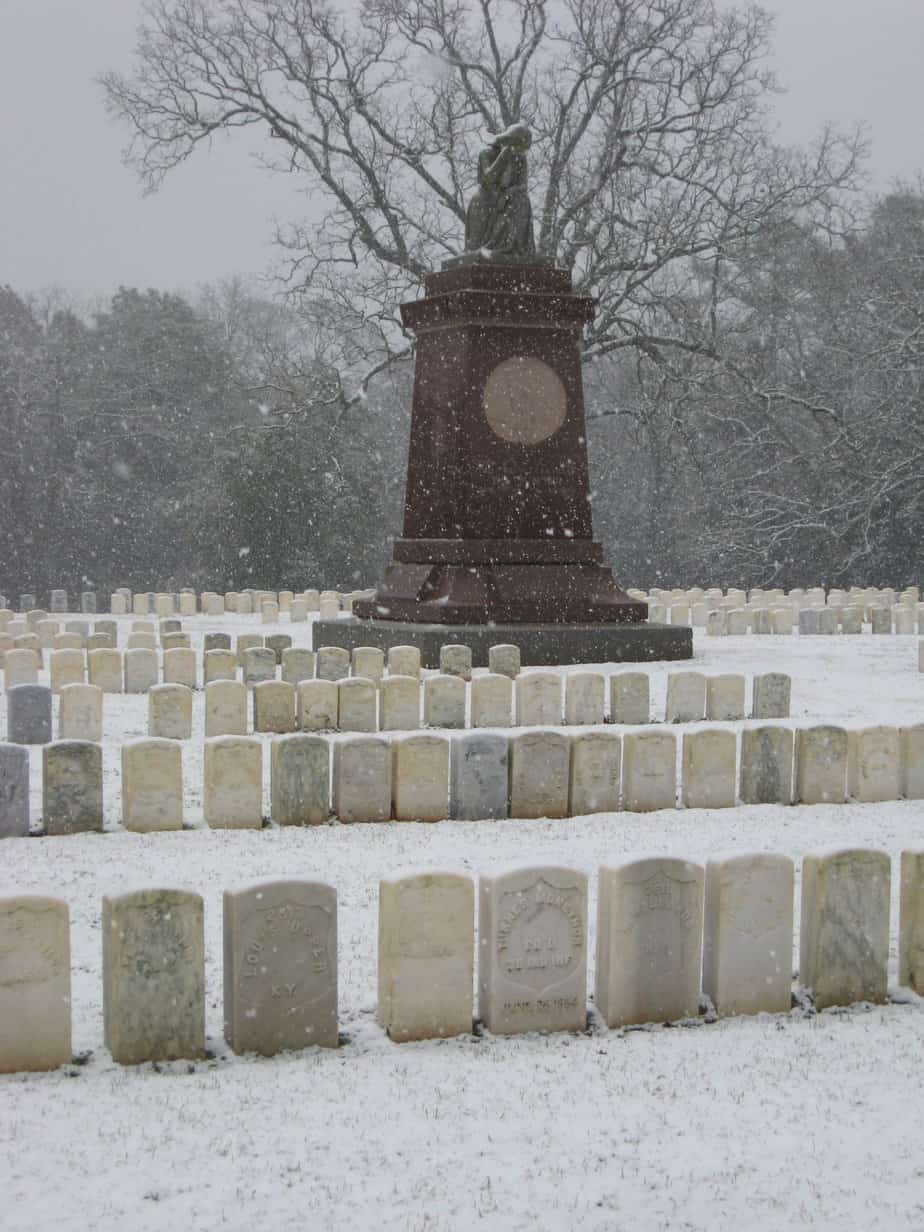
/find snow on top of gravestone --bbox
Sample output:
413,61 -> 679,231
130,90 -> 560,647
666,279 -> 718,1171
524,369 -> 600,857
379,867 -> 471,887
226,879 -> 336,898
103,884 -> 199,903
478,859 -> 586,881
705,850 -> 794,867
801,845 -> 890,862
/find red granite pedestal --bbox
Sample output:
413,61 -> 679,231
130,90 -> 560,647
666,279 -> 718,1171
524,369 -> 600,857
350,261 -> 690,663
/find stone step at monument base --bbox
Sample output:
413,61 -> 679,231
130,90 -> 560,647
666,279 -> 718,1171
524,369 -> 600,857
355,540 -> 648,627
311,618 -> 692,668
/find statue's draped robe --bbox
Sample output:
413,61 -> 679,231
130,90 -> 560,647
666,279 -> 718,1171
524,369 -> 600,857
464,144 -> 535,257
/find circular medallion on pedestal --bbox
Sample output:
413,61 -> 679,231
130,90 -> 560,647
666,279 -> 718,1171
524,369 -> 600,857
483,356 -> 567,445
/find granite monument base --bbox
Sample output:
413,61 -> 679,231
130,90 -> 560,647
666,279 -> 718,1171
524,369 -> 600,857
311,618 -> 691,668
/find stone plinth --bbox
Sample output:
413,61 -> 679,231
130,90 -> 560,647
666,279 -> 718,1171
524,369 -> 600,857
354,264 -> 646,628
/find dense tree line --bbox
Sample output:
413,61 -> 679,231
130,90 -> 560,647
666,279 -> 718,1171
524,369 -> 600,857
1,185 -> 921,597
588,187 -> 924,588
0,282 -> 409,598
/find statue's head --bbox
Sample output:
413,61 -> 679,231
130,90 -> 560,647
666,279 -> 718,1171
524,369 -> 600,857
489,122 -> 532,151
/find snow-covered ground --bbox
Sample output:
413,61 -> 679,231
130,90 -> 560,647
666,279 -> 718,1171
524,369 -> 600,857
2,620 -> 924,1231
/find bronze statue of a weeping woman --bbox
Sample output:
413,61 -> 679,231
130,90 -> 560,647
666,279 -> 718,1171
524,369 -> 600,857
462,123 -> 537,261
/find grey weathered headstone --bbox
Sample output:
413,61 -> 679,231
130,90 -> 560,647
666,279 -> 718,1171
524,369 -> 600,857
7,685 -> 52,745
901,723 -> 924,800
316,646 -> 350,682
739,726 -> 794,805
162,633 -> 190,653
800,848 -> 890,1009
224,879 -> 338,1055
281,648 -> 315,686
479,865 -> 588,1035
0,895 -> 71,1072
270,733 -> 330,826
841,607 -> 862,634
42,741 -> 103,835
0,744 -> 30,838
265,634 -> 293,665
103,888 -> 206,1064
236,633 -> 262,665
488,644 -> 520,678
243,647 -> 277,687
752,673 -> 791,719
439,643 -> 473,680
203,632 -> 232,655
423,674 -> 466,729
870,607 -> 892,634
899,849 -> 924,993
387,645 -> 420,678
449,731 -> 509,821
80,591 -> 97,614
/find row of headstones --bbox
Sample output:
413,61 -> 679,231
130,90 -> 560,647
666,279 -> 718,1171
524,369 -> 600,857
0,590 -> 98,614
105,586 -> 371,619
0,617 -> 119,660
0,667 -> 790,751
701,606 -> 924,636
0,612 -> 197,648
9,582 -> 919,617
638,585 -> 921,608
0,588 -> 350,617
5,719 -> 923,837
2,847 -> 919,1072
0,620 -> 300,680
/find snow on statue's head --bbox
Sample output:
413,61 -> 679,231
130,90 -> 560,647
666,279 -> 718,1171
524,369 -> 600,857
487,123 -> 532,150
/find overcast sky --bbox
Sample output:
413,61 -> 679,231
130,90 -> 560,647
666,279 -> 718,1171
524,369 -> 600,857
2,0 -> 922,298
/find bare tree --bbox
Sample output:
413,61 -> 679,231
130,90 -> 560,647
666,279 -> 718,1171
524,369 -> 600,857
101,0 -> 863,413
